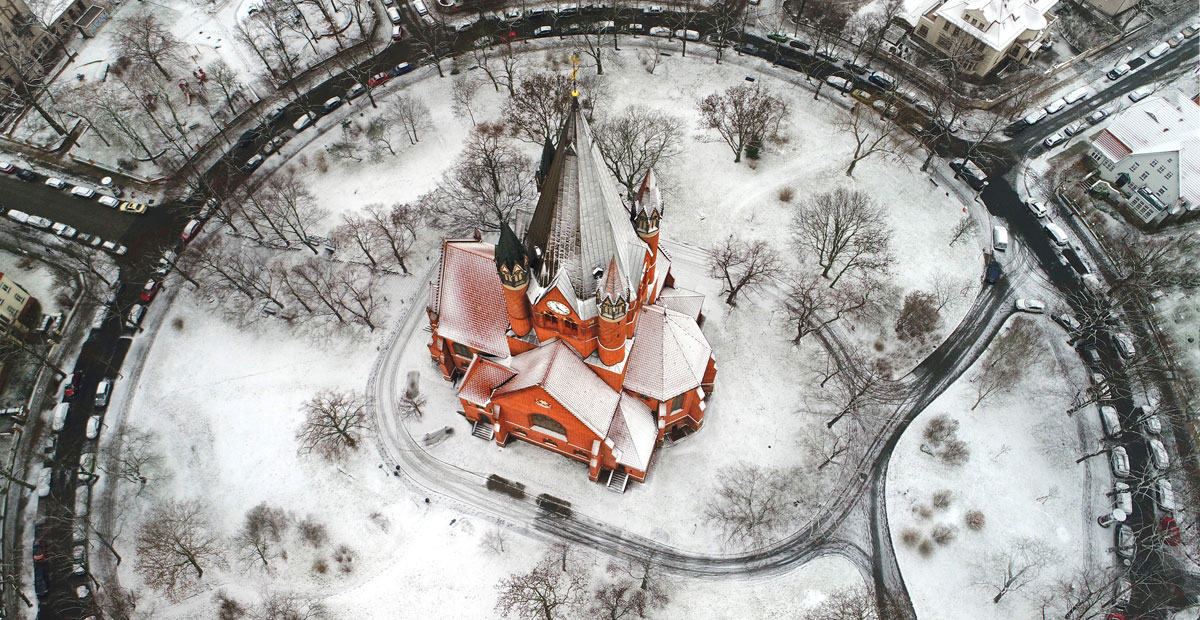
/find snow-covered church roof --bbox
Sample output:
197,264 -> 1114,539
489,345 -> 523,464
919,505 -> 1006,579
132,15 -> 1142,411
524,98 -> 646,315
623,305 -> 713,401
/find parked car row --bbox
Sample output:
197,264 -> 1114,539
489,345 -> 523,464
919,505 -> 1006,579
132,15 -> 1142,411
4,208 -> 127,254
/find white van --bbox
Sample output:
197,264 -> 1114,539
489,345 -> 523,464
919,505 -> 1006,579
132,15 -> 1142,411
991,225 -> 1009,251
52,402 -> 71,433
1156,479 -> 1175,511
1099,405 -> 1121,437
1043,222 -> 1068,247
411,0 -> 429,15
1064,87 -> 1090,104
94,379 -> 111,409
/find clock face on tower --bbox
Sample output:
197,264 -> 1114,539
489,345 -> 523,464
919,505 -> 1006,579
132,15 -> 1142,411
546,300 -> 571,315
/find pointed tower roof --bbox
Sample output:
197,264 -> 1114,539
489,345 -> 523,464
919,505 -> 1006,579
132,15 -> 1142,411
524,98 -> 646,310
495,220 -> 526,273
633,168 -> 664,219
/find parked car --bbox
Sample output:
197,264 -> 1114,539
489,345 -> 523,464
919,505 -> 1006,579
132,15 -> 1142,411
534,25 -> 553,36
100,241 -> 127,255
851,88 -> 872,102
1110,446 -> 1130,477
1116,524 -> 1134,559
1043,222 -> 1069,247
390,62 -> 412,77
97,195 -> 120,208
1161,516 -> 1181,546
27,215 -> 52,229
391,24 -> 404,41
346,83 -> 366,99
824,75 -> 851,92
949,159 -> 987,190
95,379 -> 111,408
1156,478 -> 1175,511
386,6 -> 402,23
1026,199 -> 1048,218
1183,23 -> 1198,37
0,161 -> 14,173
674,29 -> 699,41
63,371 -> 83,400
322,96 -> 343,112
871,100 -> 897,119
1141,411 -> 1162,435
140,280 -> 160,303
369,72 -> 392,87
262,135 -> 287,154
867,72 -> 895,89
1045,98 -> 1067,114
1087,109 -> 1110,124
181,219 -> 202,241
292,112 -> 316,131
1023,108 -> 1048,125
1128,86 -> 1153,102
51,222 -> 77,238
16,168 -> 36,181
119,201 -> 147,214
984,260 -> 1002,284
1148,438 -> 1169,470
127,304 -> 146,328
1064,120 -> 1087,136
1099,405 -> 1122,437
76,233 -> 102,247
74,485 -> 90,517
70,186 -> 96,198
1147,41 -> 1170,58
265,106 -> 286,124
52,402 -> 70,433
1114,482 -> 1132,515
648,26 -> 670,37
788,39 -> 811,50
1065,87 -> 1090,104
1107,63 -> 1131,80
1043,133 -> 1066,148
1112,332 -> 1136,359
44,177 -> 66,189
86,415 -> 101,440
36,468 -> 52,497
1053,313 -> 1080,331
32,538 -> 46,562
1015,299 -> 1045,313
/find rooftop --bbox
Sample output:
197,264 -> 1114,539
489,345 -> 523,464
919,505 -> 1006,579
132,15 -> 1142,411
1092,94 -> 1199,207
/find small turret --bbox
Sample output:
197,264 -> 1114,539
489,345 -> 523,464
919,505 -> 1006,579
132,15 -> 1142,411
596,258 -> 629,366
495,221 -> 533,337
631,169 -> 663,256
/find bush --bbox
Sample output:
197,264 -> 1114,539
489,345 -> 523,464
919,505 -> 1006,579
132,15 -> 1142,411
172,317 -> 184,331
312,558 -> 328,574
315,152 -> 329,174
778,187 -> 794,202
333,544 -> 354,573
900,528 -> 921,547
965,510 -> 986,531
916,504 -> 933,519
931,524 -> 957,545
216,591 -> 247,620
745,135 -> 763,160
299,516 -> 328,547
940,439 -> 970,466
923,415 -> 959,446
932,490 -> 953,510
917,539 -> 935,557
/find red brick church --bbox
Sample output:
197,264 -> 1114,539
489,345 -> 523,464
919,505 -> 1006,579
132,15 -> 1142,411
426,99 -> 717,492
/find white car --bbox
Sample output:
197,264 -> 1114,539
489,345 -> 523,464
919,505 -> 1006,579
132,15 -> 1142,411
27,215 -> 53,229
101,241 -> 128,256
1043,132 -> 1066,148
346,83 -> 366,99
1023,109 -> 1048,125
1128,86 -> 1152,102
1148,438 -> 1169,470
1116,524 -> 1134,559
386,7 -> 402,23
1142,413 -> 1162,435
1064,87 -> 1090,104
533,25 -> 553,36
44,177 -> 67,189
825,75 -> 850,92
674,29 -> 700,41
1026,199 -> 1048,218
1015,299 -> 1045,313
37,468 -> 52,497
51,222 -> 78,238
1087,109 -> 1110,124
1044,98 -> 1067,114
1064,120 -> 1087,136
1099,405 -> 1122,437
97,195 -> 120,208
648,26 -> 671,37
292,112 -> 316,131
1112,332 -> 1136,358
1110,446 -> 1130,478
86,415 -> 102,439
70,186 -> 96,198
1147,41 -> 1170,58
127,304 -> 146,327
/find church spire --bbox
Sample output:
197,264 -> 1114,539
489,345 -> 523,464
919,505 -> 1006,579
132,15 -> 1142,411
495,221 -> 533,337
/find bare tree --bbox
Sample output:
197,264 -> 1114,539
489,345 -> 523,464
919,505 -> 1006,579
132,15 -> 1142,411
1035,565 -> 1126,620
792,188 -> 893,287
100,428 -> 164,491
696,83 -> 788,163
389,94 -> 432,145
895,290 -> 940,341
234,502 -> 290,572
593,105 -> 684,200
970,316 -> 1040,410
973,537 -> 1059,603
113,13 -> 186,79
590,579 -> 665,620
207,59 -> 247,117
296,389 -> 369,460
424,123 -> 538,233
494,554 -> 585,620
365,202 -> 422,274
365,117 -> 403,157
947,214 -> 979,247
253,591 -> 326,620
839,101 -> 907,177
703,463 -> 798,548
779,271 -> 882,343
708,237 -> 782,306
135,499 -> 224,598
472,40 -> 523,96
606,554 -> 670,605
0,36 -> 68,135
810,585 -> 879,620
397,391 -> 427,420
1108,231 -> 1199,296
503,72 -> 574,145
480,527 -> 510,554
451,74 -> 482,125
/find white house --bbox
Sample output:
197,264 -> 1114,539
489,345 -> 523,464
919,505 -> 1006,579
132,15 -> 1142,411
904,0 -> 1058,76
1087,94 -> 1199,225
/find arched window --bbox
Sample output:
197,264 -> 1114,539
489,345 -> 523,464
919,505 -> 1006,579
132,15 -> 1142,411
530,413 -> 567,439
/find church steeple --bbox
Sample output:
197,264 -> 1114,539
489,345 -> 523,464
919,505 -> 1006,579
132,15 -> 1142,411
631,169 -> 663,242
495,221 -> 533,337
596,258 -> 629,366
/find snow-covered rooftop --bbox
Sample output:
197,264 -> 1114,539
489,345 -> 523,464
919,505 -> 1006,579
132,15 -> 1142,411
624,304 -> 712,401
31,0 -> 75,27
430,239 -> 511,358
1091,94 -> 1200,207
906,0 -> 1057,51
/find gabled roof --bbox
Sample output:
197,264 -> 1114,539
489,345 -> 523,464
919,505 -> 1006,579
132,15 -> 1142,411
430,239 -> 511,358
1092,131 -> 1132,162
623,305 -> 713,401
493,340 -> 622,439
910,0 -> 1057,51
607,393 -> 657,471
633,169 -> 664,219
458,356 -> 517,406
657,287 -> 705,321
524,99 -> 646,311
1093,94 -> 1200,207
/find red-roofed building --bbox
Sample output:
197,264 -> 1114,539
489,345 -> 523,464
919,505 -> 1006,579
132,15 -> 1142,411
427,99 -> 717,492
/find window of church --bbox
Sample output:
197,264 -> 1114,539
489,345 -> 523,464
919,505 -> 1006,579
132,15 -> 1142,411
670,393 -> 685,412
451,342 -> 472,358
574,449 -> 589,457
531,413 -> 568,439
542,438 -> 557,447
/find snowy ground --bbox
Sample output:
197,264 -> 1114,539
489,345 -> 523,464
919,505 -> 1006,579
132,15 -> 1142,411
887,314 -> 1114,620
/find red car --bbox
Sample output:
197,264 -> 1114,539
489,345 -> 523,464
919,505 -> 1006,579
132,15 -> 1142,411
1161,516 -> 1182,546
499,30 -> 518,43
0,161 -> 14,174
140,280 -> 160,302
32,538 -> 46,562
63,371 -> 83,400
368,72 -> 392,87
